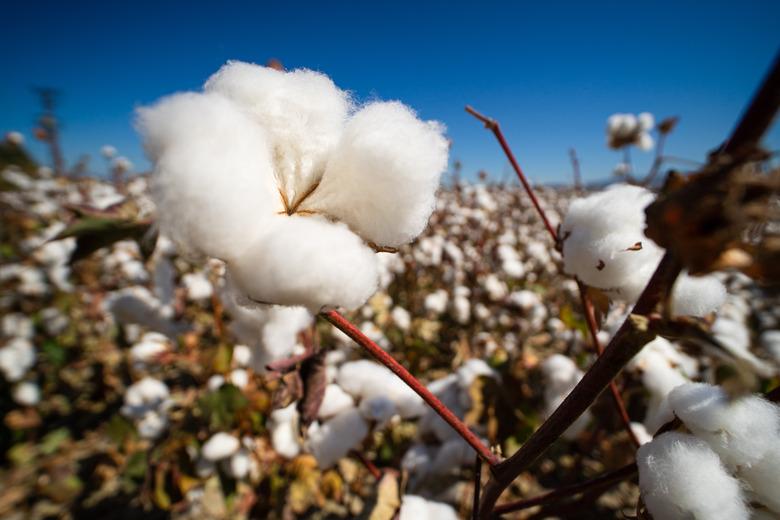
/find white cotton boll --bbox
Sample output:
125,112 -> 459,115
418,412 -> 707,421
540,355 -> 590,439
202,432 -> 241,461
424,289 -> 449,315
456,359 -> 494,392
227,216 -> 378,312
359,395 -> 397,425
630,422 -> 653,445
207,375 -> 225,391
104,286 -> 183,338
453,295 -> 471,324
671,273 -> 727,317
2,313 -> 33,339
232,345 -> 252,368
483,274 -> 507,301
337,360 -> 425,418
430,437 -> 475,476
391,306 -> 412,331
502,258 -> 526,278
306,407 -> 368,468
629,336 -> 699,379
40,308 -> 68,336
268,403 -> 301,459
113,156 -> 133,172
13,382 -> 41,406
669,383 -> 780,469
304,101 -> 447,248
0,338 -> 36,382
122,377 -> 171,417
137,411 -> 168,439
508,290 -> 540,310
318,384 -> 355,419
399,495 -> 458,520
712,317 -> 776,377
360,321 -> 390,350
630,344 -> 689,431
637,432 -> 749,520
229,368 -> 249,389
137,91 -> 281,261
741,448 -> 780,513
101,145 -> 117,158
637,133 -> 654,151
5,131 -> 24,145
225,448 -> 253,479
204,61 -> 349,198
182,272 -> 213,301
638,112 -> 655,131
129,332 -> 169,366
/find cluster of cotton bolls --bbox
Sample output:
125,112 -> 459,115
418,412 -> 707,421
138,60 -> 448,313
637,382 -> 780,519
606,112 -> 655,150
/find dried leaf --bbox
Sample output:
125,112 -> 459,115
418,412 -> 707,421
54,216 -> 153,264
298,349 -> 328,428
367,472 -> 401,520
657,116 -> 679,135
271,370 -> 303,410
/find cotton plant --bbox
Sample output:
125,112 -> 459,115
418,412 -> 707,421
637,382 -> 780,518
606,112 -> 655,151
560,183 -> 727,313
137,60 -> 448,313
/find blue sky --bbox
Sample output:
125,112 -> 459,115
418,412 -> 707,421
1,1 -> 778,183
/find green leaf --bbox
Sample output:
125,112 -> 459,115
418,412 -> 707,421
197,384 -> 248,430
41,339 -> 67,367
40,428 -> 70,455
106,414 -> 136,444
125,451 -> 148,481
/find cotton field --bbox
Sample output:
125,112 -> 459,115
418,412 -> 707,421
2,58 -> 780,520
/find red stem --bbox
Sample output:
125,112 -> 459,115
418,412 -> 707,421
465,105 -> 558,241
321,310 -> 500,467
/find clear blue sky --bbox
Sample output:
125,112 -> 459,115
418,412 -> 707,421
1,0 -> 778,183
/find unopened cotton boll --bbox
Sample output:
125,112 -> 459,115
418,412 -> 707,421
306,407 -> 368,468
13,381 -> 41,406
637,432 -> 749,520
399,495 -> 458,520
227,216 -> 378,312
137,91 -> 282,261
202,432 -> 241,461
304,101 -> 448,248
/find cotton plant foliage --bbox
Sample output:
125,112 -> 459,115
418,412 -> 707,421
138,61 -> 448,312
560,184 -> 726,315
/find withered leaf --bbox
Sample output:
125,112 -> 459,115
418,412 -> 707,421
298,349 -> 328,428
366,472 -> 401,520
54,216 -> 154,264
271,370 -> 303,410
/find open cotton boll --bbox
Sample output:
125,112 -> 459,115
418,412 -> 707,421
268,403 -> 301,459
337,360 -> 425,418
669,383 -> 780,469
136,411 -> 168,439
182,272 -> 213,301
430,438 -> 474,476
741,448 -> 780,513
540,355 -> 591,439
424,289 -> 449,315
137,91 -> 281,261
121,377 -> 171,417
318,384 -> 355,420
227,216 -> 378,312
202,432 -> 240,462
638,112 -> 655,131
637,432 -> 749,520
129,332 -> 170,367
13,381 -> 41,406
204,61 -> 350,199
391,306 -> 412,331
399,495 -> 458,520
304,101 -> 448,248
224,448 -> 253,479
670,273 -> 727,317
0,337 -> 36,382
712,317 -> 776,377
306,407 -> 368,468
359,395 -> 397,425
232,344 -> 252,368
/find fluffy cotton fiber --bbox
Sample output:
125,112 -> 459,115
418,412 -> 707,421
139,61 -> 447,312
637,432 -> 750,520
306,407 -> 368,468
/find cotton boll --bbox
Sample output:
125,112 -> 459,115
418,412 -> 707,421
13,381 -> 41,406
227,216 -> 378,312
137,91 -> 281,261
424,289 -> 449,315
304,101 -> 448,248
5,131 -> 24,145
229,369 -> 249,389
122,377 -> 171,417
232,345 -> 252,367
136,411 -> 168,439
483,274 -> 507,301
202,432 -> 241,461
182,272 -> 213,301
101,145 -> 117,158
306,407 -> 368,468
453,295 -> 471,324
318,384 -> 355,419
391,306 -> 411,331
741,448 -> 780,513
207,375 -> 225,391
268,403 -> 301,459
637,432 -> 749,520
669,383 -> 780,469
712,317 -> 776,377
359,395 -> 397,425
337,360 -> 425,418
670,273 -> 727,317
225,448 -> 253,479
399,495 -> 458,520
204,61 -> 350,199
638,112 -> 655,131
0,337 -> 36,382
637,132 -> 654,151
430,438 -> 474,476
2,313 -> 33,339
540,355 -> 590,439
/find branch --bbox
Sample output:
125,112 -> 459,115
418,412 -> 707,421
493,462 -> 637,516
321,310 -> 500,467
465,105 -> 558,241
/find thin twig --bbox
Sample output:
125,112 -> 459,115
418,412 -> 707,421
472,454 -> 483,520
321,310 -> 500,467
493,462 -> 637,516
569,148 -> 583,192
465,106 -> 558,241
